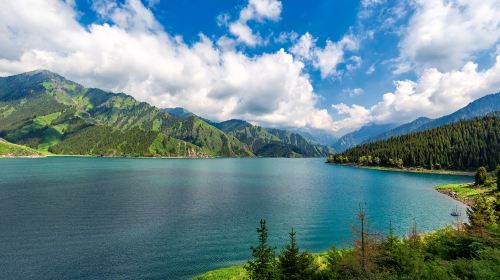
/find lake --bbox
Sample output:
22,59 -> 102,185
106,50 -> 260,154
0,157 -> 470,279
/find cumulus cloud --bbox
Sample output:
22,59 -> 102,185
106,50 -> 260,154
290,32 -> 360,78
332,57 -> 500,132
397,0 -> 500,73
224,0 -> 282,47
0,0 -> 335,131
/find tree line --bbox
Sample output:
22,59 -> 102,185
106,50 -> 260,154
327,115 -> 500,170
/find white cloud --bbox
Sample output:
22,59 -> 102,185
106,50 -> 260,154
342,88 -> 364,97
289,32 -> 316,60
225,0 -> 282,47
332,57 -> 500,132
331,103 -> 371,135
290,33 -> 360,78
0,0 -> 335,132
361,0 -> 385,8
397,0 -> 500,72
366,64 -> 376,74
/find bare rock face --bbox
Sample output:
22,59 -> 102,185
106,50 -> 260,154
0,138 -> 6,143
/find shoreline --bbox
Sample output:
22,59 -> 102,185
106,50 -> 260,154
434,182 -> 493,207
326,162 -> 475,176
435,187 -> 473,206
1,154 -> 328,159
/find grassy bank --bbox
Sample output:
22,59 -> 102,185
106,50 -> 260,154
435,183 -> 492,205
193,266 -> 248,280
0,139 -> 45,158
194,253 -> 332,280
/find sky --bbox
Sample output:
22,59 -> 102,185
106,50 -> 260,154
0,0 -> 499,136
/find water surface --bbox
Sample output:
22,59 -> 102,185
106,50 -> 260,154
0,157 -> 470,279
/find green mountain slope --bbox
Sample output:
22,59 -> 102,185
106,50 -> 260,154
0,70 -> 252,157
0,138 -> 43,157
214,119 -> 330,157
328,114 -> 500,170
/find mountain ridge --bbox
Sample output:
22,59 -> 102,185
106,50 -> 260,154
0,70 -> 328,158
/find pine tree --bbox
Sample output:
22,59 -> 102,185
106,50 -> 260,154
278,228 -> 316,279
245,219 -> 277,280
466,195 -> 497,236
279,228 -> 300,278
475,166 -> 488,186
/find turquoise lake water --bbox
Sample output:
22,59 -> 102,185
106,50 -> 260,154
0,157 -> 471,279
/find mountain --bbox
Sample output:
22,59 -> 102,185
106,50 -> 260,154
0,70 -> 253,157
291,129 -> 338,147
366,92 -> 500,143
367,117 -> 432,143
328,114 -> 500,170
266,128 -> 332,156
332,123 -> 397,152
419,92 -> 500,130
214,119 -> 331,157
0,138 -> 44,157
162,107 -> 196,118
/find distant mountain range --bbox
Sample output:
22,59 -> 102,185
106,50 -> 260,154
164,109 -> 332,157
0,70 -> 329,158
331,123 -> 398,152
332,92 -> 500,152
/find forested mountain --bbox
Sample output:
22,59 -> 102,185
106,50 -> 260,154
328,114 -> 500,170
366,93 -> 500,143
214,119 -> 331,157
332,123 -> 397,152
0,70 -> 252,157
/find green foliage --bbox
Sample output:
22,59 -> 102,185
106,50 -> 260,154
496,166 -> 500,191
245,219 -> 278,280
0,71 -> 255,157
435,183 -> 491,199
216,120 -> 330,157
278,229 -> 317,279
328,115 -> 500,170
476,166 -> 488,185
0,138 -> 43,157
194,266 -> 248,280
49,125 -> 206,157
467,195 -> 498,232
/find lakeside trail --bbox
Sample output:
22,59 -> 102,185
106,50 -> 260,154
326,162 -> 475,176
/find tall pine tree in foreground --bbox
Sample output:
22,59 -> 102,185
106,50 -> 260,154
245,219 -> 277,279
278,228 -> 316,279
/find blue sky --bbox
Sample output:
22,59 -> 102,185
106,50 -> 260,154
0,0 -> 499,136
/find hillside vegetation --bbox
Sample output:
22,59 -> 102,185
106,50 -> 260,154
0,70 -> 329,158
0,138 -> 43,157
215,120 -> 331,157
328,115 -> 500,170
0,70 -> 252,157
